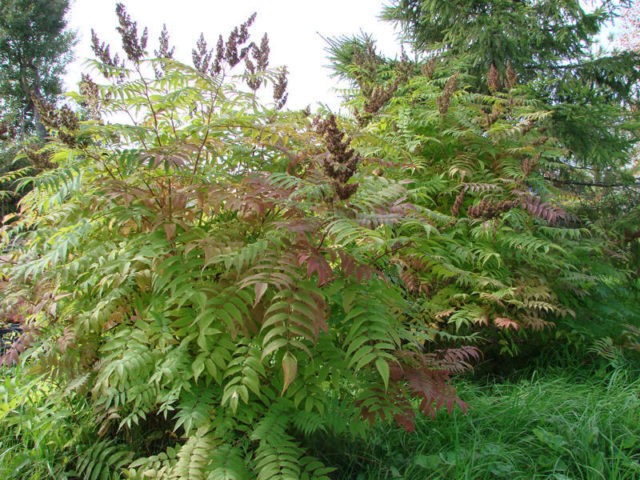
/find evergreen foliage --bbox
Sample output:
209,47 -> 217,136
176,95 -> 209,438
0,0 -> 75,138
0,0 -> 76,218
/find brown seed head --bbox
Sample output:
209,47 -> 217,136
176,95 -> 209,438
115,3 -> 148,63
155,24 -> 175,59
313,115 -> 360,200
192,33 -> 212,75
273,66 -> 288,110
79,74 -> 101,120
257,34 -> 270,71
421,57 -> 437,79
437,72 -> 459,114
90,29 -> 125,80
506,60 -> 517,89
488,63 -> 501,93
212,35 -> 225,75
364,79 -> 399,117
154,24 -> 175,78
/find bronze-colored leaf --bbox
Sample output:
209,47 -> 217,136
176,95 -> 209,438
254,282 -> 268,307
281,351 -> 298,395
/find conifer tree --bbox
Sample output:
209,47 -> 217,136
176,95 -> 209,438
0,0 -> 75,140
382,0 -> 639,168
0,0 -> 75,219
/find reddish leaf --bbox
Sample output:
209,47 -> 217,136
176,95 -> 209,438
494,317 -> 520,330
338,251 -> 374,282
297,251 -> 333,286
393,410 -> 416,432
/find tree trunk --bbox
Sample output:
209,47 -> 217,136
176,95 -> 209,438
29,67 -> 47,141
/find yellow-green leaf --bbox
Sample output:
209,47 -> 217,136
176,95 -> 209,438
281,351 -> 298,395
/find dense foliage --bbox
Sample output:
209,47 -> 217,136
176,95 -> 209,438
0,1 -> 639,479
0,6 -> 481,478
329,0 -> 640,347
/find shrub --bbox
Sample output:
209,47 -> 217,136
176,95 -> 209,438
0,7 -> 475,478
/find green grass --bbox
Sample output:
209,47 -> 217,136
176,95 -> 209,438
326,366 -> 640,479
0,368 -> 97,480
3,359 -> 640,479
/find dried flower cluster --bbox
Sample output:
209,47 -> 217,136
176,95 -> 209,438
520,154 -> 540,177
485,61 -> 517,93
366,80 -> 399,112
23,144 -> 54,170
191,12 -> 275,95
273,66 -> 288,110
437,72 -> 459,114
450,184 -> 467,216
226,13 -> 256,67
396,48 -> 413,82
488,63 -> 501,93
192,33 -> 216,76
115,3 -> 148,63
352,39 -> 382,92
79,74 -> 102,121
32,95 -> 79,147
155,24 -> 175,60
90,30 -> 125,80
355,79 -> 399,125
153,24 -> 175,78
467,197 -> 518,219
245,34 -> 271,91
421,57 -> 437,79
89,3 -> 148,77
313,115 -> 360,200
352,40 -> 406,123
90,7 -> 287,112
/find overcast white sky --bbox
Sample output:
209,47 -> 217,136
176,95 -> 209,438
64,0 -> 402,111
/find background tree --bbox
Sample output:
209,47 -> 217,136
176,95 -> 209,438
0,0 -> 75,219
381,0 -> 640,165
0,0 -> 74,139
